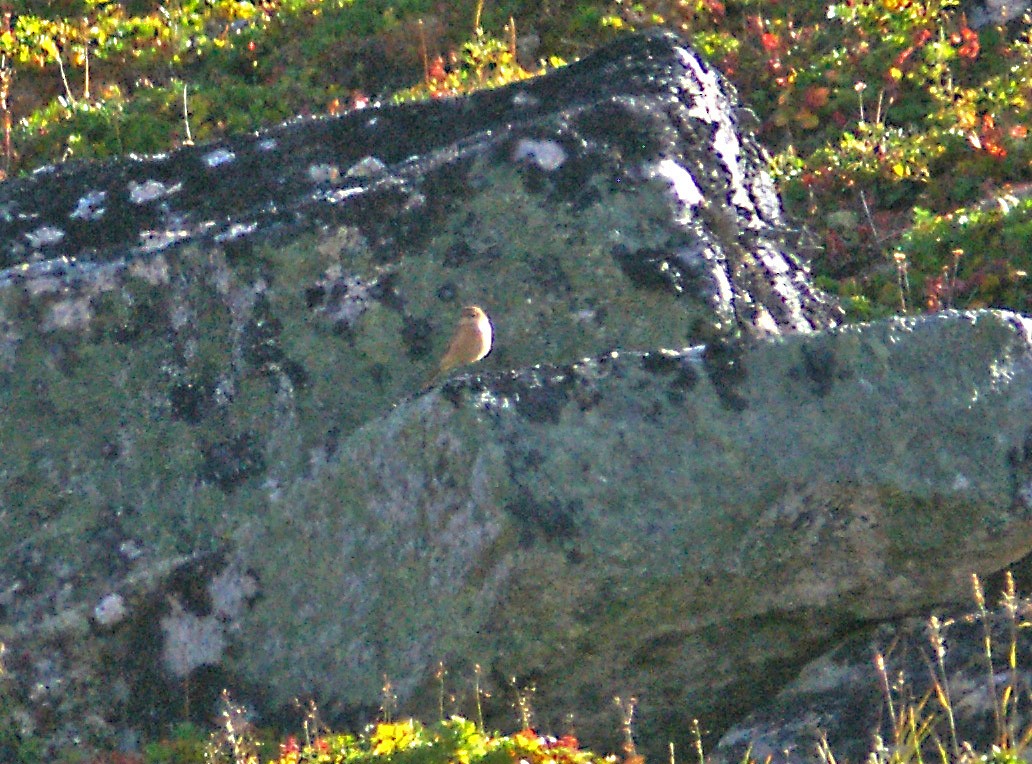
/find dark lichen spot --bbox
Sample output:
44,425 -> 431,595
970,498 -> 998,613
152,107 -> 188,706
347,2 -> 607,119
369,363 -> 390,387
401,316 -> 434,360
567,174 -> 604,210
111,550 -> 250,733
222,236 -> 254,265
703,339 -> 748,412
47,338 -> 81,378
1007,430 -> 1032,505
333,323 -> 356,345
200,433 -> 266,492
91,520 -> 130,578
324,426 -> 342,459
304,284 -> 325,309
572,377 -> 602,412
170,381 -> 209,424
164,551 -> 227,615
418,160 -> 475,225
370,271 -> 404,312
436,282 -> 457,302
667,364 -> 699,404
509,446 -> 546,473
799,342 -> 836,397
505,488 -> 581,544
442,241 -> 476,268
688,315 -> 731,348
573,100 -> 664,163
641,351 -> 681,374
107,298 -> 162,344
280,358 -> 310,390
242,303 -> 284,370
515,160 -> 550,196
553,152 -> 607,206
241,307 -> 306,384
515,380 -> 571,424
329,279 -> 350,301
441,380 -> 466,408
529,255 -> 571,295
612,244 -> 687,293
642,349 -> 700,403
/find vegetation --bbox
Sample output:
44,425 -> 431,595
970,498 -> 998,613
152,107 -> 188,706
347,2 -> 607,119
196,696 -> 616,764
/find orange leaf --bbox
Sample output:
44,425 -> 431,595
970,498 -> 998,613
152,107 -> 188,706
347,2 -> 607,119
803,85 -> 830,109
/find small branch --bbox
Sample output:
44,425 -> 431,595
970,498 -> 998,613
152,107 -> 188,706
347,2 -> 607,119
181,81 -> 193,145
418,18 -> 429,83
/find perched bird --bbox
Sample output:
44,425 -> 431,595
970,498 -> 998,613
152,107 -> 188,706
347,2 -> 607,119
425,305 -> 493,387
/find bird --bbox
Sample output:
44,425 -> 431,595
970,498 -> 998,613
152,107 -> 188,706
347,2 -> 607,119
425,305 -> 493,387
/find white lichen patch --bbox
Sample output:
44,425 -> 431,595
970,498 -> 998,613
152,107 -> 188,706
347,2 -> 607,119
138,229 -> 189,253
170,302 -> 192,331
128,253 -> 171,285
44,296 -> 93,331
86,262 -> 122,294
213,377 -> 235,406
208,565 -> 258,620
118,539 -> 144,561
324,186 -> 366,203
470,386 -> 513,412
70,190 -> 107,221
128,179 -> 183,204
644,158 -> 704,219
345,156 -> 388,179
215,222 -> 258,242
308,163 -> 341,184
753,243 -> 810,333
25,225 -> 65,248
511,90 -> 540,108
203,148 -> 236,168
512,138 -> 567,171
675,47 -> 756,215
160,597 -> 226,679
26,275 -> 65,296
315,225 -> 368,258
93,593 -> 127,626
751,305 -> 781,337
309,266 -> 383,327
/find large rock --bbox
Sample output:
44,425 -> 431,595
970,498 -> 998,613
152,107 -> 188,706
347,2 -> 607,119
0,28 -> 1028,762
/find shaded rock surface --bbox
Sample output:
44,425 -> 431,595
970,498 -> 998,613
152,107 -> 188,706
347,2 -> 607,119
715,584 -> 1032,764
0,28 -> 1027,763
